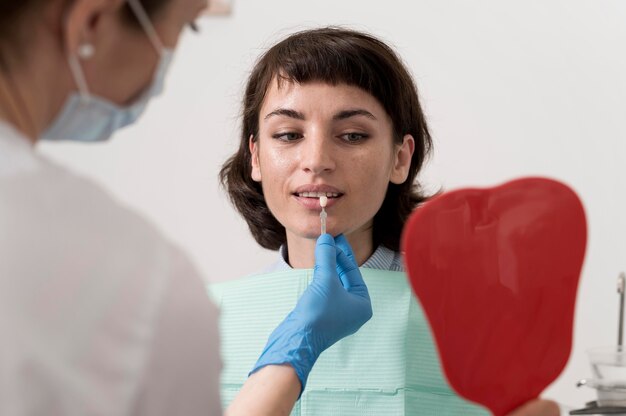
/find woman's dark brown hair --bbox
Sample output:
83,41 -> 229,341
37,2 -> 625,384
220,27 -> 433,252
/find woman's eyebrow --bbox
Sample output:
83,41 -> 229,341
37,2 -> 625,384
264,108 -> 305,121
333,109 -> 377,121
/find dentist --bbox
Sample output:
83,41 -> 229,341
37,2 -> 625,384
0,1 -> 372,415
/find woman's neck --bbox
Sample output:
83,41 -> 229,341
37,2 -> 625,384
0,69 -> 35,141
285,226 -> 375,269
0,37 -> 71,143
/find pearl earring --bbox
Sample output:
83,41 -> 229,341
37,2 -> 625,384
77,43 -> 95,60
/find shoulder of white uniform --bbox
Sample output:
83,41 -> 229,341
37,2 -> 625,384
0,160 -> 192,284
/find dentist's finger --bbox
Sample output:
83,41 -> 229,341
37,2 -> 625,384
336,245 -> 368,297
313,234 -> 337,284
334,234 -> 357,267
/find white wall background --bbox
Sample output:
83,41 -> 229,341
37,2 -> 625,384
39,0 -> 626,410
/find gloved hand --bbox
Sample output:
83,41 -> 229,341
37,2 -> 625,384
250,234 -> 373,393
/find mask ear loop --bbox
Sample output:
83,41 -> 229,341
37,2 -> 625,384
125,0 -> 165,56
67,54 -> 91,103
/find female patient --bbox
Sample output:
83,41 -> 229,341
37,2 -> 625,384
217,27 -> 558,416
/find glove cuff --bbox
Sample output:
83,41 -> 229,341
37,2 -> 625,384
249,315 -> 319,396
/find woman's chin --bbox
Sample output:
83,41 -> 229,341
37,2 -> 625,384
288,227 -> 336,241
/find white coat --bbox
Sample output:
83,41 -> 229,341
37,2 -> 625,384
0,121 -> 222,415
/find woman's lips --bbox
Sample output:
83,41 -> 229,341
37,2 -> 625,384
293,193 -> 342,210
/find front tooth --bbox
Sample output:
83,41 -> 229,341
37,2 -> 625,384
299,191 -> 338,198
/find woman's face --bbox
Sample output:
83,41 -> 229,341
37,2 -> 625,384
251,80 -> 414,244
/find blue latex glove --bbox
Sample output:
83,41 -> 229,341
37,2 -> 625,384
250,234 -> 373,393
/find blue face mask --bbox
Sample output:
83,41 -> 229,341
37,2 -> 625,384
41,0 -> 173,142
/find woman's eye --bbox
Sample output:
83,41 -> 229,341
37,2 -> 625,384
272,132 -> 303,142
339,132 -> 369,143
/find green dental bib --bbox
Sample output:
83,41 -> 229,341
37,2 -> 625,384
208,268 -> 489,415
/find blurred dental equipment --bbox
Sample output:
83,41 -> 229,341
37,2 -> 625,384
320,196 -> 328,235
618,273 -> 625,347
573,272 -> 626,414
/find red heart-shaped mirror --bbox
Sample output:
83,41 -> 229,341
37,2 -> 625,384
402,177 -> 586,415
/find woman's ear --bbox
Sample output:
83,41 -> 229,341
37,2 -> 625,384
390,134 -> 415,185
63,0 -> 124,57
249,135 -> 262,182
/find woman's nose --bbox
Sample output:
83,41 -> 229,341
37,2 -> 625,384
300,133 -> 335,175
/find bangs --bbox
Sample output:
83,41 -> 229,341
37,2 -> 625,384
272,41 -> 378,89
263,30 -> 397,120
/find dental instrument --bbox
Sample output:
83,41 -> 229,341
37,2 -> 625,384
619,273 -> 625,347
320,196 -> 328,235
